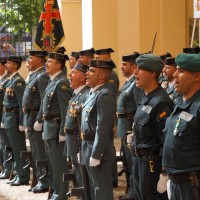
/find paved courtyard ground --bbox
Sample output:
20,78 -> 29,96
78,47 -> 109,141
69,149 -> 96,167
0,138 -> 126,200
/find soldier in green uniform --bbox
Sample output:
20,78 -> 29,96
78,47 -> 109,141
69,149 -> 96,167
78,48 -> 95,66
2,56 -> 30,186
117,53 -> 141,200
129,54 -> 173,200
162,57 -> 179,103
0,57 -> 12,179
43,52 -> 73,200
56,46 -> 68,76
95,48 -> 119,98
69,52 -> 79,70
22,50 -> 49,193
162,53 -> 200,200
159,52 -> 172,86
81,59 -> 116,200
95,48 -> 119,187
64,63 -> 90,187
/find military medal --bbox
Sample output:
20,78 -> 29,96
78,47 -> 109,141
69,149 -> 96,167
173,117 -> 181,136
69,101 -> 79,117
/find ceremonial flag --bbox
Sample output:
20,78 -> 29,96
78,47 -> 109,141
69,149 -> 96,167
34,0 -> 65,52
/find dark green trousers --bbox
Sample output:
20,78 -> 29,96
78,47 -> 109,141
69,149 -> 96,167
85,159 -> 113,200
45,139 -> 69,200
170,180 -> 199,200
132,155 -> 168,200
6,127 -> 29,182
0,128 -> 12,175
27,128 -> 49,188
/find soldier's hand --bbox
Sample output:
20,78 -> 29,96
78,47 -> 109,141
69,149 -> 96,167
19,125 -> 27,132
59,135 -> 65,142
1,122 -> 5,129
34,121 -> 43,131
157,173 -> 169,193
77,152 -> 80,163
127,133 -> 134,144
89,157 -> 100,167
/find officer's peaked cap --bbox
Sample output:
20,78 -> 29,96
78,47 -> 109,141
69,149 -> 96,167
70,52 -> 80,58
160,52 -> 172,62
8,56 -> 22,62
48,52 -> 69,61
74,63 -> 89,73
165,57 -> 176,66
29,50 -> 48,57
122,52 -> 140,62
90,59 -> 116,69
183,47 -> 200,54
56,46 -> 67,54
79,48 -> 95,56
95,48 -> 114,55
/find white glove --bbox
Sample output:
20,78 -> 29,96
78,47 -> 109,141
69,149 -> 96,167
89,157 -> 100,167
167,179 -> 172,199
19,125 -> 27,132
157,173 -> 169,193
1,122 -> 5,129
33,121 -> 43,131
127,133 -> 134,144
59,135 -> 65,142
77,152 -> 80,163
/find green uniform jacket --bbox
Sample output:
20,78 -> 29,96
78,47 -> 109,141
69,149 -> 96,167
3,73 -> 25,128
81,85 -> 116,165
117,77 -> 142,138
0,74 -> 9,122
163,89 -> 200,174
22,67 -> 49,127
64,86 -> 90,157
105,70 -> 119,99
131,86 -> 173,150
42,72 -> 73,140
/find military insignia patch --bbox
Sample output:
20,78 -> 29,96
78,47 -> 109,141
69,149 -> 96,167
6,87 -> 15,96
159,111 -> 167,119
161,80 -> 168,89
61,85 -> 67,90
17,82 -> 22,87
142,105 -> 152,114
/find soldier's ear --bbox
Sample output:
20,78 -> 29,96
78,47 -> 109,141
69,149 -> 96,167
194,72 -> 200,82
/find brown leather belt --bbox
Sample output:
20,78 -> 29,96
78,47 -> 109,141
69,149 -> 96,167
169,172 -> 200,183
4,107 -> 19,112
117,112 -> 134,119
81,132 -> 95,141
131,148 -> 159,156
24,108 -> 40,114
43,114 -> 61,121
65,128 -> 78,135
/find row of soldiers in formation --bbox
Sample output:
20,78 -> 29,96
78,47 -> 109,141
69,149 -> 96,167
0,46 -> 200,200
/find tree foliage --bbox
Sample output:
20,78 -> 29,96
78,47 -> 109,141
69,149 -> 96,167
0,0 -> 42,35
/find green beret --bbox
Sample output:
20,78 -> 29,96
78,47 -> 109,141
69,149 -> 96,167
175,53 -> 200,72
136,53 -> 164,72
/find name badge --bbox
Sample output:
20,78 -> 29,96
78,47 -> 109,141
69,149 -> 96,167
179,111 -> 193,122
142,105 -> 152,114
